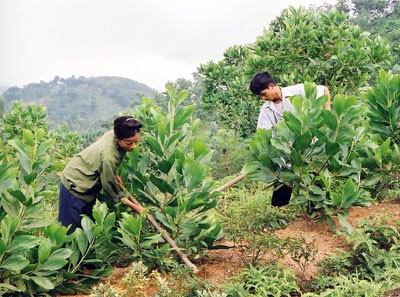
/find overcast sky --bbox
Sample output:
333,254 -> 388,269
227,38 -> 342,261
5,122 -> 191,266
1,0 -> 337,91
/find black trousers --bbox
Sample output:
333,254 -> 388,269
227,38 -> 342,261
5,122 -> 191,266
271,184 -> 292,207
58,183 -> 95,234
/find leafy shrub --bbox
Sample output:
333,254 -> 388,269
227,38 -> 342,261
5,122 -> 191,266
361,70 -> 400,199
205,128 -> 253,179
220,182 -> 299,266
121,86 -> 222,259
0,103 -> 116,295
308,218 -> 400,295
303,274 -> 387,297
364,70 -> 400,145
223,264 -> 301,296
245,84 -> 375,231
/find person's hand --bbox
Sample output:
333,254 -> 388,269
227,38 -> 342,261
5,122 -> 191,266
115,175 -> 125,191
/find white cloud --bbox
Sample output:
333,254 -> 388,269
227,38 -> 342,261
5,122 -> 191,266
0,0 -> 337,90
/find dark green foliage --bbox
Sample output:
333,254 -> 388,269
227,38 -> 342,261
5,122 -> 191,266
199,6 -> 392,137
199,45 -> 259,137
120,86 -> 222,260
364,70 -> 400,144
245,84 -> 377,231
2,75 -> 157,133
308,218 -> 400,295
220,182 -> 299,266
251,7 -> 391,95
332,0 -> 400,72
0,102 -> 116,295
205,128 -> 253,179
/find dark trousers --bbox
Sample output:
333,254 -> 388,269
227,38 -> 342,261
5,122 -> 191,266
271,184 -> 292,207
58,183 -> 95,235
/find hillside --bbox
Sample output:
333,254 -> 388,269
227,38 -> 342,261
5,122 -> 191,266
2,76 -> 159,133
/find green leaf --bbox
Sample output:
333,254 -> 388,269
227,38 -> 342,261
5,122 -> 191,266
176,90 -> 188,106
192,139 -> 207,159
183,159 -> 207,191
337,213 -> 353,234
31,275 -> 55,290
0,254 -> 29,270
149,174 -> 175,194
23,173 -> 37,185
8,139 -> 28,158
120,213 -> 142,236
294,131 -> 312,150
309,185 -> 324,195
23,129 -> 35,147
331,192 -> 342,207
173,105 -> 194,129
0,240 -> 5,256
343,178 -> 355,201
40,248 -> 72,271
332,94 -> 346,116
158,160 -> 173,174
146,135 -> 163,157
0,282 -> 19,291
292,96 -> 303,115
103,212 -> 116,229
290,150 -> 303,166
37,139 -> 55,157
325,141 -> 340,155
157,121 -> 166,144
8,190 -> 26,204
166,132 -> 182,149
154,212 -> 176,231
283,112 -> 301,136
81,217 -> 94,242
74,228 -> 88,255
322,110 -> 337,131
0,164 -> 18,182
92,203 -> 107,225
38,238 -> 52,264
8,235 -> 40,252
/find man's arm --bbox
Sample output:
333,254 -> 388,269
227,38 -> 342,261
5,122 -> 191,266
100,159 -> 125,201
323,86 -> 331,110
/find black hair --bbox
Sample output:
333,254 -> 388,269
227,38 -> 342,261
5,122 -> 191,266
113,116 -> 142,140
249,71 -> 276,95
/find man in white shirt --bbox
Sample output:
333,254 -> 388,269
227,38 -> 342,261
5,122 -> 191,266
249,71 -> 331,206
250,71 -> 331,130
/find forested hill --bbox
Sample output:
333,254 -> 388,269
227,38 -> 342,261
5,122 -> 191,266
2,76 -> 158,133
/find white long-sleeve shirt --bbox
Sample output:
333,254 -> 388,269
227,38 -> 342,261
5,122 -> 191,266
257,84 -> 325,130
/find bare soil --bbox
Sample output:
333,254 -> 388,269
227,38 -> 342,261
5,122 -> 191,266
60,198 -> 400,296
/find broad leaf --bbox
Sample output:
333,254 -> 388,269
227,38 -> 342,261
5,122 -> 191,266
23,129 -> 35,147
31,275 -> 54,290
40,248 -> 72,271
8,235 -> 40,252
173,105 -> 194,129
0,255 -> 29,270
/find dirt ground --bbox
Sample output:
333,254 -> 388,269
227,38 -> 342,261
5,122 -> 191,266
61,198 -> 400,296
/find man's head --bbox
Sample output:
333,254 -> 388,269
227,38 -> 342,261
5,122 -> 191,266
249,71 -> 280,101
114,116 -> 142,152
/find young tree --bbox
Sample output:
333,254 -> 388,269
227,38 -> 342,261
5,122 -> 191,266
199,6 -> 392,136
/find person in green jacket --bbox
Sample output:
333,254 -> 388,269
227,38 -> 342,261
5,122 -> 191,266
58,115 -> 142,234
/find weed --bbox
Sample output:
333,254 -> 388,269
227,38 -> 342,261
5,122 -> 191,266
92,282 -> 125,297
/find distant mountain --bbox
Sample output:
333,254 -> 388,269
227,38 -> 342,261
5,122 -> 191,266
3,76 -> 159,133
0,85 -> 10,95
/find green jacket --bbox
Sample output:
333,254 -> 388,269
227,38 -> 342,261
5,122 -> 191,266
60,130 -> 126,203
